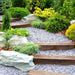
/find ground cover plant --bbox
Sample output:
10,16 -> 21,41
8,7 -> 30,18
31,19 -> 45,29
66,24 -> 75,40
7,28 -> 29,37
2,33 -> 12,50
13,42 -> 39,55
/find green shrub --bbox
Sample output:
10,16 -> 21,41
7,28 -> 29,37
66,24 -> 75,40
33,7 -> 57,20
13,46 -> 22,52
2,33 -> 12,50
45,13 -> 70,32
13,42 -> 39,55
0,0 -> 11,14
26,0 -> 46,12
2,10 -> 11,31
31,20 -> 45,29
12,0 -> 27,8
8,7 -> 30,18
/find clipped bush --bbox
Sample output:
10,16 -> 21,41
7,28 -> 29,37
8,7 -> 30,18
13,42 -> 39,55
2,10 -> 11,31
31,19 -> 45,29
12,0 -> 27,7
33,7 -> 57,20
66,24 -> 75,40
45,13 -> 70,32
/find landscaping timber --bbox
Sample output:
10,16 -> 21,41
11,23 -> 31,28
33,55 -> 75,65
28,70 -> 69,75
35,42 -> 75,50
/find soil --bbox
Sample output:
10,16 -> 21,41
0,47 -> 13,51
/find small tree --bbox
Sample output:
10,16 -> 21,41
2,10 -> 11,31
2,33 -> 12,50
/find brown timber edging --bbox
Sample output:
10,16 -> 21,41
33,55 -> 75,65
35,42 -> 75,50
11,23 -> 31,28
28,70 -> 69,75
0,18 -> 21,22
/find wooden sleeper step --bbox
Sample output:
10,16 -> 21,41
28,70 -> 69,75
33,55 -> 75,65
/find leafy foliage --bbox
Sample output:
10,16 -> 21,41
13,42 -> 39,55
0,0 -> 11,14
2,10 -> 11,31
66,24 -> 75,40
33,7 -> 57,20
31,19 -> 45,29
7,28 -> 30,37
45,13 -> 70,32
8,7 -> 30,18
44,0 -> 54,8
2,33 -> 12,50
12,0 -> 27,8
26,0 -> 46,12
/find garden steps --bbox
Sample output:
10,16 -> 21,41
28,70 -> 69,75
11,23 -> 31,28
35,42 -> 75,50
33,55 -> 75,65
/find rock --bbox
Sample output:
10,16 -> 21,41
21,14 -> 38,23
0,32 -> 28,47
0,50 -> 35,71
10,35 -> 28,46
70,20 -> 75,25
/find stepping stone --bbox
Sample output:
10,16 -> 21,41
28,70 -> 69,75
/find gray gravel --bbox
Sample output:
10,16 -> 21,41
0,65 -> 28,75
36,49 -> 75,56
25,27 -> 72,43
35,64 -> 75,75
11,20 -> 24,25
0,21 -> 74,75
0,16 -> 2,20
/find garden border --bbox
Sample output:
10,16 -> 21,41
28,70 -> 69,75
35,42 -> 75,50
0,18 -> 21,22
32,55 -> 75,65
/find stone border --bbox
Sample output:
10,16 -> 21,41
35,42 -> 75,50
33,55 -> 75,65
28,70 -> 69,75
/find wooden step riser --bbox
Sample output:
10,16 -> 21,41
33,55 -> 75,65
35,43 -> 75,50
28,70 -> 69,75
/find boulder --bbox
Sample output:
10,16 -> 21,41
21,14 -> 38,23
0,51 -> 35,71
70,20 -> 75,25
10,35 -> 28,46
0,32 -> 28,47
